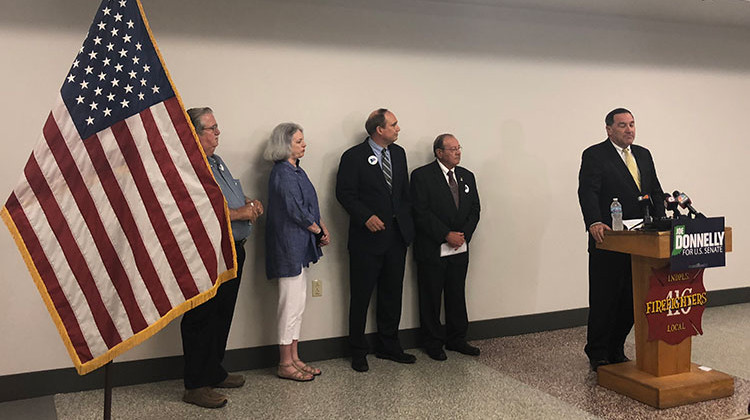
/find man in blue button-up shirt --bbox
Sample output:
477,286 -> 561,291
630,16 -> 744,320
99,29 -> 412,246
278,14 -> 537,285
180,107 -> 263,408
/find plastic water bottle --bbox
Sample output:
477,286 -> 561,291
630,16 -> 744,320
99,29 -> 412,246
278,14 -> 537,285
610,198 -> 623,231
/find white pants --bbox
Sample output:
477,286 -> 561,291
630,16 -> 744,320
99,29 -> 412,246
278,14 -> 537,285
277,267 -> 308,345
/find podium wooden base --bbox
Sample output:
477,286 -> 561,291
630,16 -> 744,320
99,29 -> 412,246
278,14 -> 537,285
597,361 -> 734,409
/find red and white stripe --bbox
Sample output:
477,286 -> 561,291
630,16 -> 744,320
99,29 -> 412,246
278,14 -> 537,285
5,95 -> 233,366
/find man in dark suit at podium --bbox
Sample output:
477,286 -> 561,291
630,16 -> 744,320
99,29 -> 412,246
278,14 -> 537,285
336,108 -> 416,372
578,108 -> 665,371
411,134 -> 481,361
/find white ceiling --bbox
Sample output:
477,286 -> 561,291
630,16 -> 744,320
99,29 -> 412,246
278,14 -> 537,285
428,0 -> 750,28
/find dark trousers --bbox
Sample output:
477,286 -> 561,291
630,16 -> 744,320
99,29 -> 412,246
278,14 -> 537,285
181,243 -> 245,389
417,252 -> 469,351
585,248 -> 633,362
348,230 -> 408,357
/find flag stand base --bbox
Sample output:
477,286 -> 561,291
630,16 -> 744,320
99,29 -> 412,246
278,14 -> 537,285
103,362 -> 112,420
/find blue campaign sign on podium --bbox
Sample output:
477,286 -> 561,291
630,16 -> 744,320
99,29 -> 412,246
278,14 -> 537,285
670,217 -> 726,272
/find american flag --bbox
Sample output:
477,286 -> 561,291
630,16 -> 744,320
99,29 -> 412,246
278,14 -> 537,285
1,0 -> 236,375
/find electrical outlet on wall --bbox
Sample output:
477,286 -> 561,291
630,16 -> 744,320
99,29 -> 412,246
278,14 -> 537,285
312,279 -> 322,297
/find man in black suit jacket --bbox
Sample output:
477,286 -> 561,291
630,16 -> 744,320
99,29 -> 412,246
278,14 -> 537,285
336,108 -> 416,372
411,134 -> 481,361
578,108 -> 665,371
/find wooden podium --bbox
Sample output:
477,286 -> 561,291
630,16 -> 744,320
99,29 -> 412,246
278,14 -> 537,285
595,228 -> 734,408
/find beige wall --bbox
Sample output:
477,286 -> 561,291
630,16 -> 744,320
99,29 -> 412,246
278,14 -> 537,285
1,0 -> 748,375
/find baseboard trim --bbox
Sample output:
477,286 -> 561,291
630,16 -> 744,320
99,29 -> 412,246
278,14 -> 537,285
705,286 -> 750,307
2,286 -> 747,402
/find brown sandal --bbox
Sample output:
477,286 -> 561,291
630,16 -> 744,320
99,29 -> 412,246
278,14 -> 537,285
292,359 -> 322,376
277,363 -> 314,382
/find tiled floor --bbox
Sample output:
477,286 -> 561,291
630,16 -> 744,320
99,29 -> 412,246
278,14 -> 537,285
3,302 -> 749,419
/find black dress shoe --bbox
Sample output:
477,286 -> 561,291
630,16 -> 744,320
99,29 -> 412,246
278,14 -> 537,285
590,359 -> 610,372
375,351 -> 417,364
352,356 -> 369,372
426,348 -> 447,361
610,355 -> 630,364
446,342 -> 480,356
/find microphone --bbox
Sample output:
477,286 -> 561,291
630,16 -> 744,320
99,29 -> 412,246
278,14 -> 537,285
663,193 -> 679,214
672,191 -> 704,218
637,194 -> 654,224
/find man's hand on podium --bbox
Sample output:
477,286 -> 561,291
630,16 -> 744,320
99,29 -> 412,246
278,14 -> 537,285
589,222 -> 611,243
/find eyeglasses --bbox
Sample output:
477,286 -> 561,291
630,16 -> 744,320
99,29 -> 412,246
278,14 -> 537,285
441,146 -> 462,153
202,124 -> 219,133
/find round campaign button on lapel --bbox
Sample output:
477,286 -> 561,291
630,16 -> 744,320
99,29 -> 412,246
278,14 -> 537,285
368,155 -> 378,165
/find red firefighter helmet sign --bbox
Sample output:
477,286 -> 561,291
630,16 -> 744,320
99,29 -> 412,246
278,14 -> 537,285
644,266 -> 706,345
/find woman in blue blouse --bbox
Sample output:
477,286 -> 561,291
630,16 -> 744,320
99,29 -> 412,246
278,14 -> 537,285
264,122 -> 330,382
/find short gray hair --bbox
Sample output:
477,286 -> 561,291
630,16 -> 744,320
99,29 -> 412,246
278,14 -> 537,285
264,122 -> 303,162
186,107 -> 213,132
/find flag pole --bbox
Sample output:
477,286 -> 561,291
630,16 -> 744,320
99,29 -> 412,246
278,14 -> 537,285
103,361 -> 112,420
